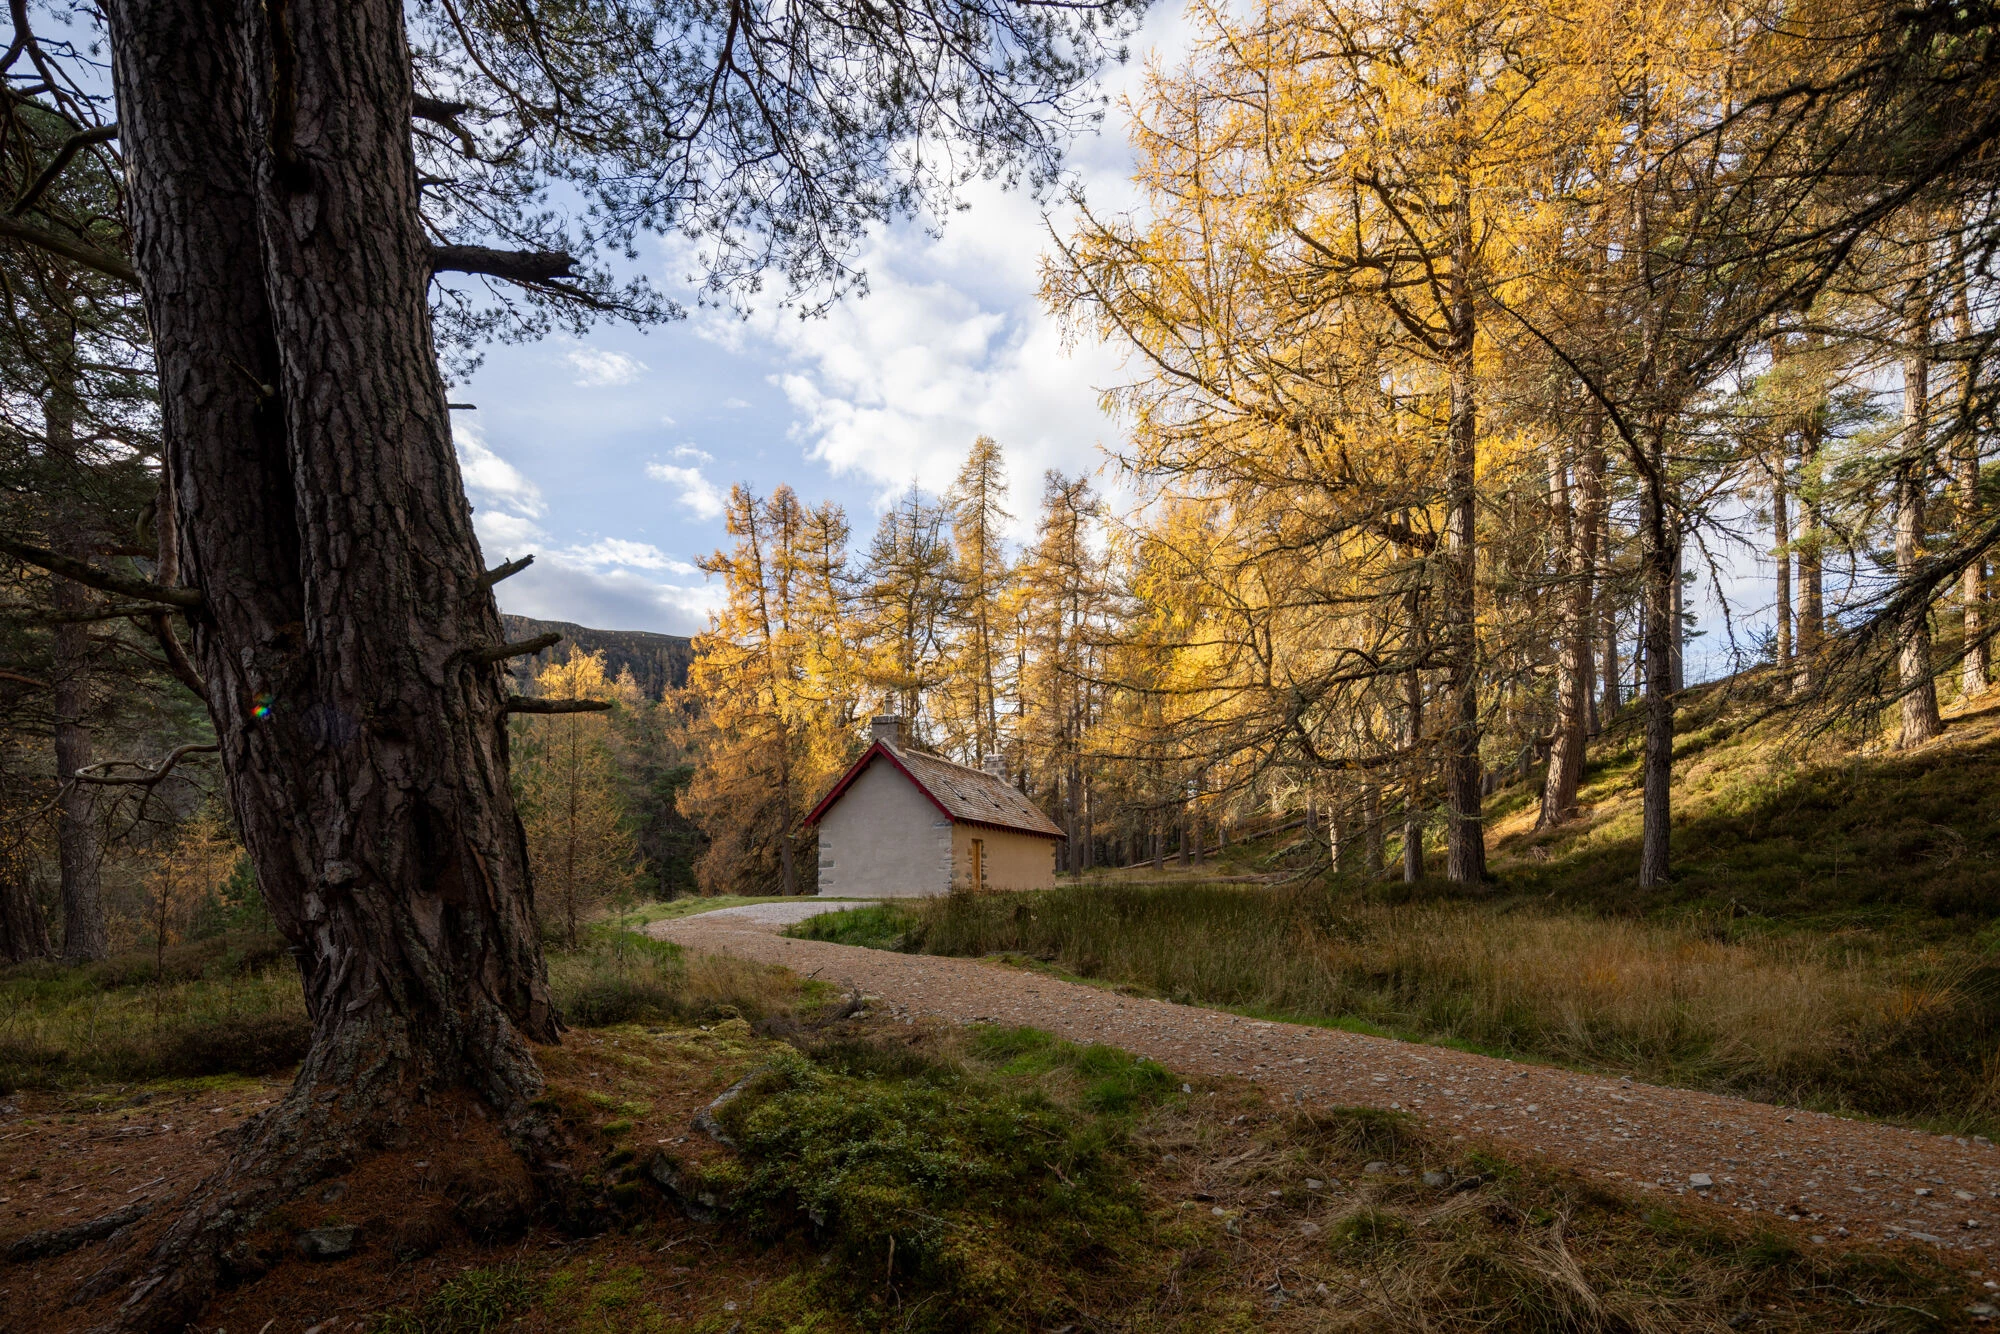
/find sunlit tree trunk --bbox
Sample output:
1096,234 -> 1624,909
1795,347 -> 1827,695
1772,462 -> 1792,666
1441,197 -> 1486,884
1541,411 -> 1600,828
1897,285 -> 1943,746
1953,257 -> 1990,699
1402,633 -> 1425,883
1637,417 -> 1677,889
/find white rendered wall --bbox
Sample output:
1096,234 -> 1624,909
815,756 -> 952,897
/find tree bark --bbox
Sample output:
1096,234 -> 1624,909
0,867 -> 49,962
1795,345 -> 1827,696
1441,214 -> 1486,884
1360,781 -> 1384,874
1953,264 -> 1990,699
1402,641 -> 1425,883
1772,458 -> 1792,667
46,343 -> 109,962
1540,415 -> 1599,828
1897,307 -> 1943,747
103,0 -> 561,1323
1637,423 -> 1677,889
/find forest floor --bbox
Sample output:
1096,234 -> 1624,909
7,920 -> 1990,1332
652,908 -> 2000,1269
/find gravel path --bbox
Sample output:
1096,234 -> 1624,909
654,906 -> 2000,1262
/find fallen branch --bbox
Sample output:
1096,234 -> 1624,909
504,697 -> 612,715
0,667 -> 49,689
0,531 -> 199,609
71,741 -> 219,787
465,630 -> 559,665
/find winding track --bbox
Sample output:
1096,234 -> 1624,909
653,901 -> 2000,1263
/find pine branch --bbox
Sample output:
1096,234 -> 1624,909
504,697 -> 613,714
0,531 -> 201,609
477,553 -> 534,588
0,212 -> 137,285
430,245 -> 580,284
464,630 -> 560,665
70,742 -> 219,787
9,122 -> 118,216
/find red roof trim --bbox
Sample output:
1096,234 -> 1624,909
802,742 -> 953,828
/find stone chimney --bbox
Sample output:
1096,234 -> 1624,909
980,753 -> 1006,781
870,715 -> 903,750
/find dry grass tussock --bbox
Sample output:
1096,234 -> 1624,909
810,886 -> 2000,1129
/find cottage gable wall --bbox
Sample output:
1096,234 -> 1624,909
815,755 -> 953,897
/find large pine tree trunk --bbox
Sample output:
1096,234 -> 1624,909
103,1 -> 561,1324
46,348 -> 108,961
1897,328 -> 1942,747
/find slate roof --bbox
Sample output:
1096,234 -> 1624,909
803,742 -> 1067,839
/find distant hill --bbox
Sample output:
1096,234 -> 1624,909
501,614 -> 694,700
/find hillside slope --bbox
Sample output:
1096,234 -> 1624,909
1486,673 -> 2000,922
501,613 -> 694,699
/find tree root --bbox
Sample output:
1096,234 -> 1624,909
83,1030 -> 569,1333
4,1202 -> 152,1263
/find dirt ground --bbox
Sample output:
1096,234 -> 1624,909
0,1030 -> 804,1334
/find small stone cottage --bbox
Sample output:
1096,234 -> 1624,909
805,716 -> 1064,896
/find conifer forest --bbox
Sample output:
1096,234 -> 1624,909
5,0 -> 2000,1329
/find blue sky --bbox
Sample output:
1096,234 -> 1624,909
455,10 -> 1198,637
450,2 -> 1774,684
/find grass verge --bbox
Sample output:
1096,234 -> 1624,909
794,886 -> 2000,1134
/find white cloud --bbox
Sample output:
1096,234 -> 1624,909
723,396 -> 750,410
732,229 -> 1128,532
671,443 -> 713,462
647,461 -> 727,520
456,421 -> 544,517
564,345 -> 647,388
564,537 -> 700,576
455,421 -> 552,558
667,2 -> 1198,533
473,510 -> 549,555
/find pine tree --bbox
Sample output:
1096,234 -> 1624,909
942,437 -> 1015,762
